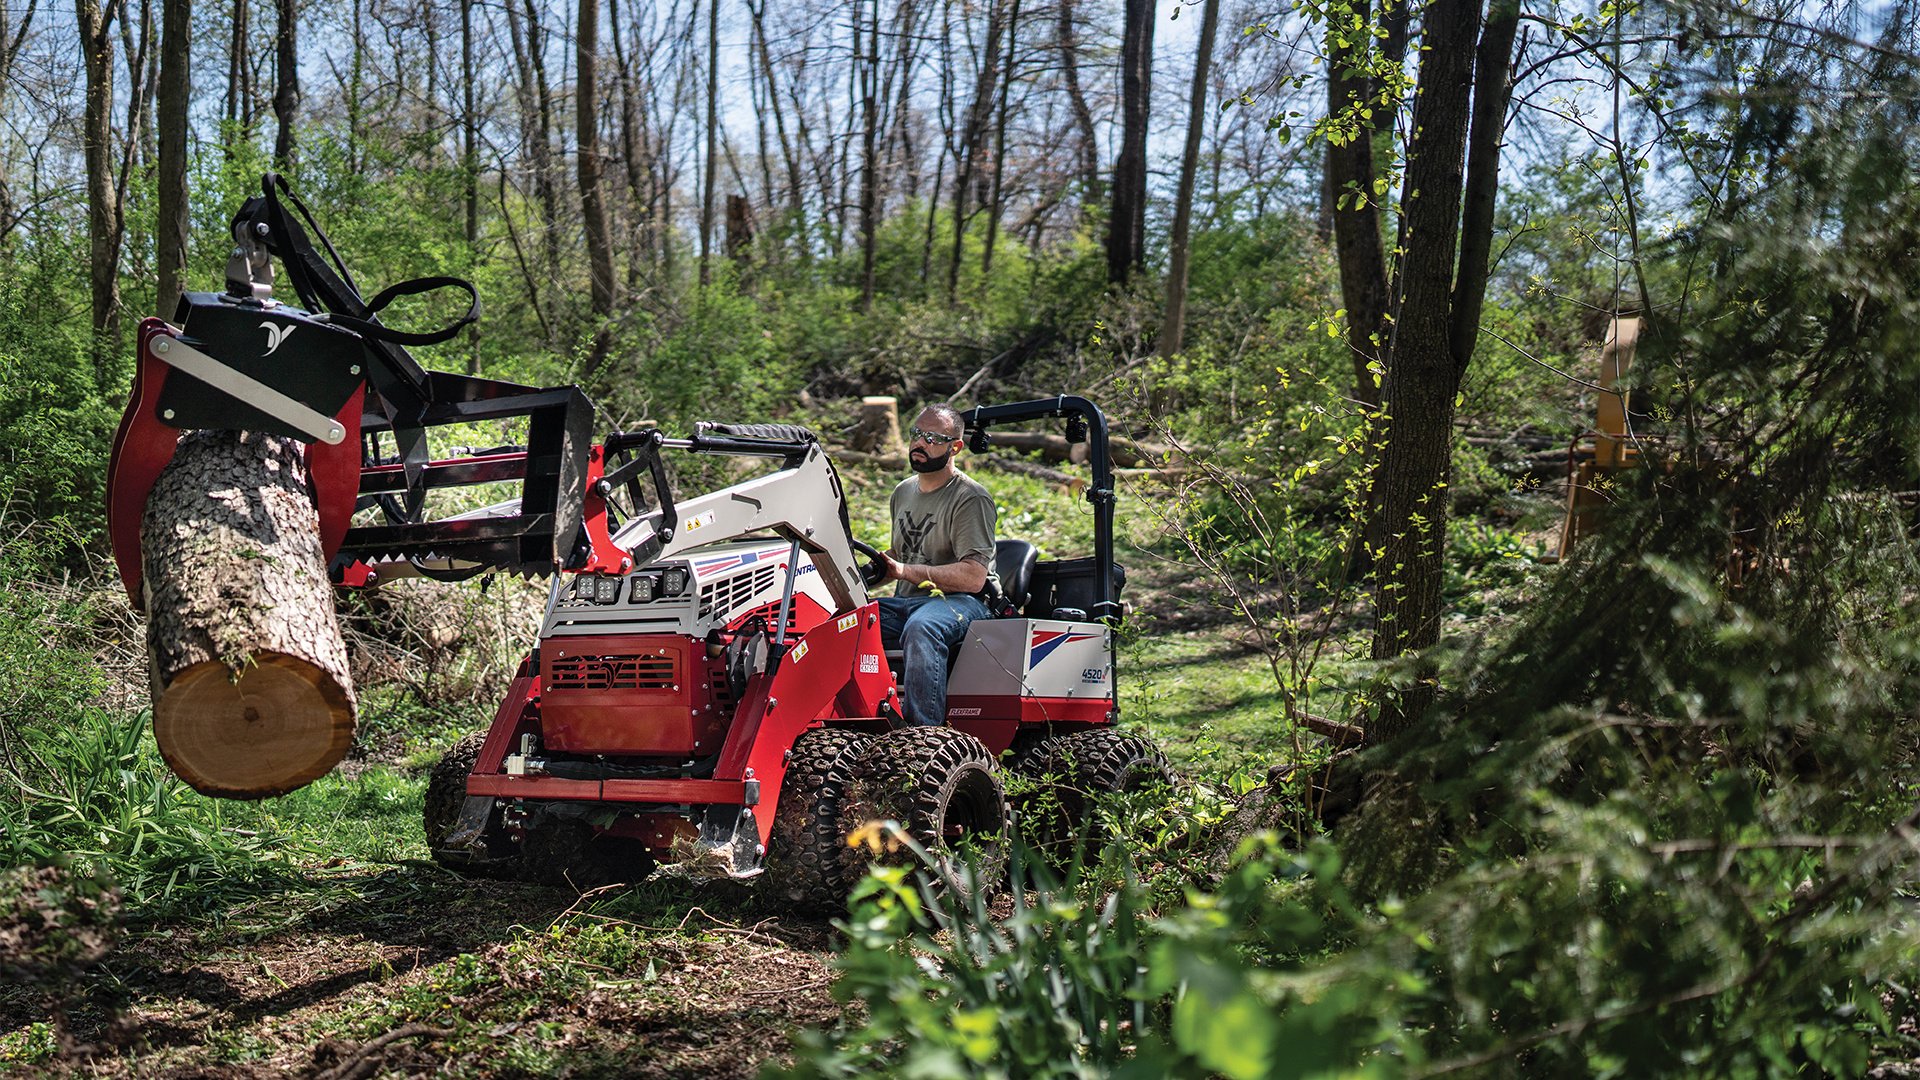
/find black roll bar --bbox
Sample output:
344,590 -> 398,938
960,395 -> 1119,623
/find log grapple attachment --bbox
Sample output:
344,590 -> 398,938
107,174 -> 601,607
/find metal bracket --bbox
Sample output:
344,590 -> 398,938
149,334 -> 347,445
683,804 -> 764,879
438,795 -> 499,863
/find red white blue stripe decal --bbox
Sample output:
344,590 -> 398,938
1029,628 -> 1099,666
692,549 -> 764,575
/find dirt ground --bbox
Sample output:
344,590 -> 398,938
1,870 -> 844,1078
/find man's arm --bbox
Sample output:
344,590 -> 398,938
880,552 -> 988,595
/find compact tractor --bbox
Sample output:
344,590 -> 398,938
106,176 -> 1169,908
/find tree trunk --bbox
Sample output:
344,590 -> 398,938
980,0 -> 1020,278
726,193 -> 755,260
1365,0 -> 1485,743
1057,0 -> 1099,212
857,0 -> 879,309
748,0 -> 804,243
78,0 -> 120,371
0,0 -> 35,242
460,0 -> 478,373
851,396 -> 907,458
608,0 -> 649,291
272,0 -> 297,165
1326,2 -> 1390,408
505,0 -> 559,338
156,0 -> 188,319
947,0 -> 1005,297
578,0 -> 615,318
225,0 -> 249,147
1107,0 -> 1152,285
142,431 -> 356,798
699,0 -> 719,285
1161,0 -> 1218,357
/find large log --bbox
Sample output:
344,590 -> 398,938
141,430 -> 356,798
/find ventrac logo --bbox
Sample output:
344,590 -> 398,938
260,321 -> 297,356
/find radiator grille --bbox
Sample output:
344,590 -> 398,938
699,566 -> 779,620
546,653 -> 678,691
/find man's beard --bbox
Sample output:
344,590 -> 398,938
910,449 -> 952,474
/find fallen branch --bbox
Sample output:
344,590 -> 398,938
313,1024 -> 452,1080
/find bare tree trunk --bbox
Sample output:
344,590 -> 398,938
981,0 -> 1020,278
344,0 -> 363,173
578,0 -> 616,318
156,0 -> 189,319
505,0 -> 560,337
1160,0 -> 1217,357
271,0 -> 296,164
143,431 -> 356,799
1450,4 -> 1519,366
698,0 -> 719,285
1326,3 -> 1389,407
749,0 -> 804,244
1107,0 -> 1152,285
919,0 -> 955,286
78,0 -> 120,372
948,0 -> 1005,297
0,0 -> 38,241
461,0 -> 478,372
1057,0 -> 1098,211
886,0 -> 921,202
857,0 -> 880,309
609,0 -> 650,291
225,0 -> 248,147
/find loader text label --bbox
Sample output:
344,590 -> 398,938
859,654 -> 880,674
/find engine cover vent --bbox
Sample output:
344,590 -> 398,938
699,566 -> 779,621
546,653 -> 677,691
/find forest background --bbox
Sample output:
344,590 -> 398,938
4,0 -> 1920,1075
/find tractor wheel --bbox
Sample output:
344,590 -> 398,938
841,727 -> 1008,903
761,727 -> 873,913
1010,728 -> 1173,863
423,733 -> 518,877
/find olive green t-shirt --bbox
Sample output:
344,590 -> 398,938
889,472 -> 999,599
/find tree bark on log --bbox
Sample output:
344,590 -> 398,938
141,430 -> 356,798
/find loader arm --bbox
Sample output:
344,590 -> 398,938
608,437 -> 873,615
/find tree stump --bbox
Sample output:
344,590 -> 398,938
850,396 -> 907,460
141,430 -> 356,798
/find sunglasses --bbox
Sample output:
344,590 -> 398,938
909,428 -> 961,445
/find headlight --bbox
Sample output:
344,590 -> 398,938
630,573 -> 656,603
594,574 -> 622,604
662,567 -> 688,595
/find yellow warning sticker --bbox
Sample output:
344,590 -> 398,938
791,641 -> 810,663
837,613 -> 859,633
684,510 -> 716,533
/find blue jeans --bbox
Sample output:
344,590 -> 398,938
878,594 -> 989,726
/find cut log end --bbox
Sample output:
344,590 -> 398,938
153,653 -> 355,799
